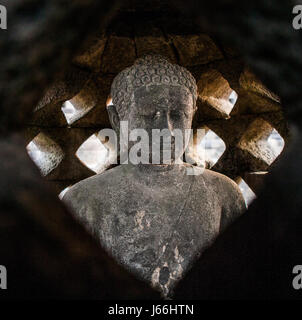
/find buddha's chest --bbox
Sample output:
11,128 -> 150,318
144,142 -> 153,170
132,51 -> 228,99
94,187 -> 222,297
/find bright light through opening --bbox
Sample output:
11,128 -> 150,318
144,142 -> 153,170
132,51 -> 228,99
197,129 -> 226,168
106,95 -> 113,107
26,133 -> 64,176
61,100 -> 77,124
237,177 -> 257,208
59,186 -> 72,200
228,90 -> 238,106
198,70 -> 238,117
76,134 -> 109,174
61,90 -> 96,125
267,128 -> 285,158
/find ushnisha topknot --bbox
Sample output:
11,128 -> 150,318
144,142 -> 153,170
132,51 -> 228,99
110,55 -> 198,119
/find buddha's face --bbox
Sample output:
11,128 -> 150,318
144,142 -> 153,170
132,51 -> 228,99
125,84 -> 194,163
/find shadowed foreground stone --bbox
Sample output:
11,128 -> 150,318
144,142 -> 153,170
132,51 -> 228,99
172,0 -> 302,299
174,125 -> 302,299
0,0 -> 160,299
0,134 -> 159,299
0,0 -> 302,300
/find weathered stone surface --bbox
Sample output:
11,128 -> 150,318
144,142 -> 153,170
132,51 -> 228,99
134,24 -> 176,62
73,35 -> 107,72
170,0 -> 302,300
174,128 -> 302,300
73,74 -> 114,128
25,127 -> 97,180
232,90 -> 281,115
72,104 -> 111,128
135,35 -> 176,62
28,102 -> 67,127
101,36 -> 136,73
0,0 -> 159,300
237,118 -> 284,168
240,67 -> 281,103
26,132 -> 65,176
193,111 -> 289,179
30,74 -> 113,128
23,9 -> 288,201
0,134 -> 159,300
63,55 -> 246,298
64,163 -> 245,298
172,34 -> 223,66
46,128 -> 98,181
197,69 -> 237,117
34,66 -> 91,113
195,99 -> 228,121
1,0 -> 300,301
61,79 -> 101,125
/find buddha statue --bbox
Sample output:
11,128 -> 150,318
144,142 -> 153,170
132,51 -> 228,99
63,55 -> 246,298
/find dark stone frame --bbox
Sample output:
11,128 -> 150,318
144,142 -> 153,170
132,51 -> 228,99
0,0 -> 301,299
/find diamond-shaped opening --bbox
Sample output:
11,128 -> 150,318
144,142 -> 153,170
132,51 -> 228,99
198,69 -> 238,116
236,177 -> 257,208
61,81 -> 97,125
76,132 -> 116,174
61,97 -> 92,125
267,128 -> 285,158
58,186 -> 72,200
26,133 -> 64,176
238,118 -> 285,166
195,127 -> 226,168
61,100 -> 77,124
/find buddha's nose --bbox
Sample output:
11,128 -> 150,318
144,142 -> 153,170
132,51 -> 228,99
156,111 -> 173,133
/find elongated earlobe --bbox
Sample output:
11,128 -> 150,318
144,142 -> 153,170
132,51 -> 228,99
107,105 -> 120,134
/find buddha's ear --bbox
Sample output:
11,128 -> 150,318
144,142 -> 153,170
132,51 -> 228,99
107,105 -> 120,133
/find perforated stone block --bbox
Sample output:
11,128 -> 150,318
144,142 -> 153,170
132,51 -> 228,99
101,36 -> 136,73
172,34 -> 223,66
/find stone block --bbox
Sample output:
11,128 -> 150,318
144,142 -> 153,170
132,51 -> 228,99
135,34 -> 176,62
239,67 -> 280,103
26,132 -> 65,176
73,35 -> 107,72
25,127 -> 97,180
101,36 -> 136,73
35,67 -> 90,112
172,34 -> 223,66
237,118 -> 285,167
197,69 -> 238,118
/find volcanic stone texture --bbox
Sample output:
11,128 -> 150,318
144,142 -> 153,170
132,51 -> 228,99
25,9 -> 289,196
0,0 -> 300,300
0,0 -> 160,300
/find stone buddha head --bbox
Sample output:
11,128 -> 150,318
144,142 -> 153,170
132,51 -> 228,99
108,55 -> 198,163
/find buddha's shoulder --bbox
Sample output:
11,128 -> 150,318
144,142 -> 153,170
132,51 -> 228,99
62,165 -> 132,202
192,167 -> 242,197
206,169 -> 245,208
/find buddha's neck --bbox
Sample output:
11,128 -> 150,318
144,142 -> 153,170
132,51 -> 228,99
138,163 -> 172,171
135,162 -> 186,174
